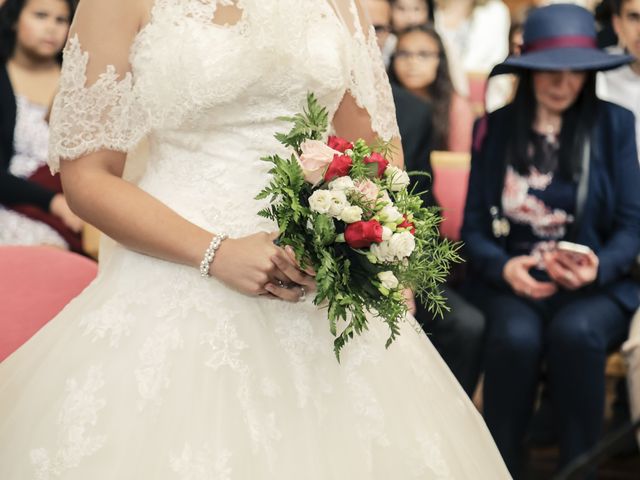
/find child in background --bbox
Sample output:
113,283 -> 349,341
390,24 -> 473,152
0,0 -> 82,251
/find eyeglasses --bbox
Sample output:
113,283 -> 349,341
395,49 -> 439,61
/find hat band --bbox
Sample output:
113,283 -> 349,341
522,35 -> 597,54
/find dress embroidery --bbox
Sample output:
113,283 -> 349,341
170,444 -> 233,480
48,0 -> 399,173
48,35 -> 149,172
79,301 -> 136,348
136,321 -> 184,412
30,366 -> 107,479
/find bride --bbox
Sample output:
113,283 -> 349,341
0,0 -> 510,478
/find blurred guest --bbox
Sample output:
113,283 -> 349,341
434,0 -> 510,76
390,0 -> 470,97
390,24 -> 473,152
598,0 -> 640,160
367,0 -> 397,67
483,12 -> 526,114
598,0 -> 640,450
596,0 -> 620,47
509,19 -> 524,56
462,4 -> 638,477
390,0 -> 433,31
0,0 -> 82,251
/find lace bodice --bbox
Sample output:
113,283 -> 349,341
48,0 -> 399,172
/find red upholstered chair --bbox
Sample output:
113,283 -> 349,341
0,246 -> 97,361
431,151 -> 471,242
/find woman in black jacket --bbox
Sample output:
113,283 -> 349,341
0,0 -> 81,250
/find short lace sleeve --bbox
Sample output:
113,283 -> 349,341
329,0 -> 400,142
48,0 -> 150,173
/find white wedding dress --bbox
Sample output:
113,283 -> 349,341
0,1 -> 511,478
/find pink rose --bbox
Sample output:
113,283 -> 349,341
297,140 -> 341,185
355,179 -> 379,206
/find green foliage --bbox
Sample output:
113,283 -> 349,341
314,214 -> 337,245
256,92 -> 461,361
275,93 -> 329,152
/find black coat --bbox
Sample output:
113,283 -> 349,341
391,83 -> 436,208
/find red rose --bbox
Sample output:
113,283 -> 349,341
398,216 -> 416,235
364,152 -> 389,178
327,136 -> 354,153
324,154 -> 353,182
344,220 -> 384,249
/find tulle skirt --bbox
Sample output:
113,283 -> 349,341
0,245 -> 511,479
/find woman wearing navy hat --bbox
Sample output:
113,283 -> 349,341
462,3 -> 640,477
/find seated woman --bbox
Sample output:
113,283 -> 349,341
0,0 -> 82,251
461,4 -> 639,477
389,24 -> 473,152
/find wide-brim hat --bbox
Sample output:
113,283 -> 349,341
491,3 -> 633,76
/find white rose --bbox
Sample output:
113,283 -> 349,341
370,240 -> 395,263
377,271 -> 399,290
379,205 -> 403,223
329,176 -> 355,192
385,166 -> 410,191
340,205 -> 363,224
309,190 -> 332,214
382,226 -> 393,241
328,191 -> 350,218
389,231 -> 416,259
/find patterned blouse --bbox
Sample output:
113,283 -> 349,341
502,131 -> 577,265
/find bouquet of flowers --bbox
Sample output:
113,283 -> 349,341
257,93 -> 459,359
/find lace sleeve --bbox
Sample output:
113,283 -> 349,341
48,0 -> 149,173
329,0 -> 400,142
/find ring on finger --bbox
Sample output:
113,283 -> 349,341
298,286 -> 306,303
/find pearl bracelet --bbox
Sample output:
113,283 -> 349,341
199,233 -> 228,278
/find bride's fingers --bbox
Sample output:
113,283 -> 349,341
264,282 -> 305,303
272,252 -> 315,288
284,246 -> 316,276
269,271 -> 290,285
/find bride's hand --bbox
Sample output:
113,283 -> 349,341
266,245 -> 317,303
209,232 -> 288,297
